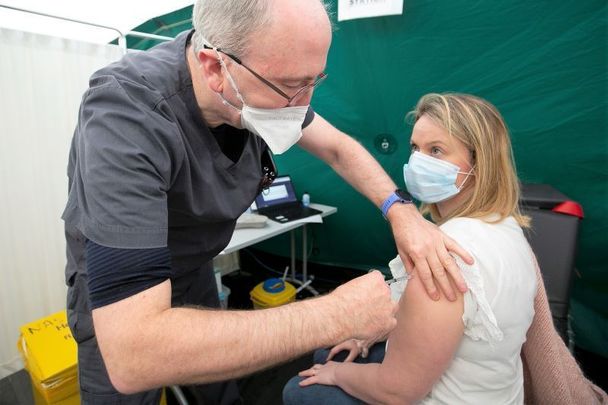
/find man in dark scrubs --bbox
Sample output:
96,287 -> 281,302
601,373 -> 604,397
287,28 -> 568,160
63,0 -> 472,403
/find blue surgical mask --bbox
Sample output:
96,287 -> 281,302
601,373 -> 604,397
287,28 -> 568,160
403,151 -> 474,203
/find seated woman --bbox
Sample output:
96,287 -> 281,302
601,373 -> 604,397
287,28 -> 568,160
283,93 -> 539,404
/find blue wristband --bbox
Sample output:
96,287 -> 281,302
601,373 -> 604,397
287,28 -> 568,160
381,190 -> 413,219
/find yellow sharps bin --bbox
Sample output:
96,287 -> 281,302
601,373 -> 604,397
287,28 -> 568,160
250,278 -> 296,309
17,310 -> 80,405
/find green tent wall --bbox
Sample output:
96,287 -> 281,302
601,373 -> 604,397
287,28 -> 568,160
129,1 -> 607,358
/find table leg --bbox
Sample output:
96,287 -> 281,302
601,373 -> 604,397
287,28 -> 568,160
284,226 -> 320,296
290,230 -> 296,280
300,224 -> 319,296
302,224 -> 307,282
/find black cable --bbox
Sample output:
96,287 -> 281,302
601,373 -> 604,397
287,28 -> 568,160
241,248 -> 361,286
241,248 -> 293,278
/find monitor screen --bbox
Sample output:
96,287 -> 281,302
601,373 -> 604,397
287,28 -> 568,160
254,175 -> 297,209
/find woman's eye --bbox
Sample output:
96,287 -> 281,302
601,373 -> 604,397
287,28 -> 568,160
410,144 -> 419,152
431,146 -> 442,155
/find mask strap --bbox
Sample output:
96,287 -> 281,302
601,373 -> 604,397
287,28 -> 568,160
457,166 -> 475,190
212,47 -> 246,105
217,92 -> 242,113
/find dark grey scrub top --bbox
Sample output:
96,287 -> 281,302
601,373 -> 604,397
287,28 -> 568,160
62,30 -> 265,283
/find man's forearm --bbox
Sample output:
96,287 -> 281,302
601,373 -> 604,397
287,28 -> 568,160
300,115 -> 398,208
96,272 -> 396,394
105,295 -> 349,393
329,135 -> 397,208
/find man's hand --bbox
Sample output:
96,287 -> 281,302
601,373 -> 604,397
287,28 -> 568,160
326,339 -> 370,363
387,204 -> 473,301
330,271 -> 398,343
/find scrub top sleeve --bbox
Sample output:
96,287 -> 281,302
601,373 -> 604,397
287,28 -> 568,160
74,80 -> 179,249
302,106 -> 315,128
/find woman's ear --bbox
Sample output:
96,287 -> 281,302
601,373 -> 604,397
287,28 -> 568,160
195,49 -> 224,93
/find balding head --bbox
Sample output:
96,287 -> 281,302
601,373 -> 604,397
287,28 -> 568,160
192,0 -> 331,60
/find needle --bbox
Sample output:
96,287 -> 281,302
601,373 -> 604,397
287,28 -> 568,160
385,274 -> 411,285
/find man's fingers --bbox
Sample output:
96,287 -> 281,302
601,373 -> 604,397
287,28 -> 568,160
327,347 -> 358,363
402,253 -> 415,275
411,256 -> 440,301
326,343 -> 347,362
434,269 -> 457,301
394,215 -> 471,301
325,348 -> 338,362
445,235 -> 474,265
443,237 -> 471,293
439,250 -> 468,293
427,253 -> 456,301
345,350 -> 358,363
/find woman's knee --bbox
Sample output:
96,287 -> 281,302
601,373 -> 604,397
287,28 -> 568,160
313,348 -> 331,364
283,376 -> 306,405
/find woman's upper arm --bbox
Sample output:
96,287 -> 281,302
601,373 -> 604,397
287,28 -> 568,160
378,274 -> 466,401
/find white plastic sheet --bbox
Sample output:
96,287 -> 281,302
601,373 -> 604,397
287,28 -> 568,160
338,0 -> 403,21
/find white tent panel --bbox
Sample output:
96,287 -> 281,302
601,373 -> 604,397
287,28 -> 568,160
0,0 -> 192,44
0,27 -> 123,379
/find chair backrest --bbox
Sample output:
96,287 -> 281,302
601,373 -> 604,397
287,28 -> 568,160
521,208 -> 579,344
520,184 -> 582,345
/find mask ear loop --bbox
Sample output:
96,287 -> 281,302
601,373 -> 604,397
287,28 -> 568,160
212,47 -> 247,107
457,166 -> 475,190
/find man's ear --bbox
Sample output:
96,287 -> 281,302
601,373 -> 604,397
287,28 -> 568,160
195,49 -> 224,92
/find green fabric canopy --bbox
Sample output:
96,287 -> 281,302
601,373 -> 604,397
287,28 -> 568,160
128,1 -> 607,358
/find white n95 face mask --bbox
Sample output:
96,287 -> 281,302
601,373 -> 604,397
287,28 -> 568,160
213,48 -> 308,154
240,105 -> 308,154
403,151 -> 474,203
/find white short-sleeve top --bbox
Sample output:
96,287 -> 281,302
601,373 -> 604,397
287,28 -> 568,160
389,216 -> 537,404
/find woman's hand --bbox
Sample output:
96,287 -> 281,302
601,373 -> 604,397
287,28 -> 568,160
326,339 -> 370,363
298,362 -> 340,387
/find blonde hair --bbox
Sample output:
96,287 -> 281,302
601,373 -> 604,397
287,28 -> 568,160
407,93 -> 530,228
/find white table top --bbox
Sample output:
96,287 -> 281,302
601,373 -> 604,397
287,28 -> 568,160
220,203 -> 337,255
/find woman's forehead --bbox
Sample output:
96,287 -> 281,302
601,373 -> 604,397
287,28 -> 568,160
412,116 -> 449,141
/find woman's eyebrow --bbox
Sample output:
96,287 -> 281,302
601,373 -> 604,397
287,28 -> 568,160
411,140 -> 449,148
428,140 -> 449,148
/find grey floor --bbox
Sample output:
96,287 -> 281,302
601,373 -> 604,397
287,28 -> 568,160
0,369 -> 33,405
